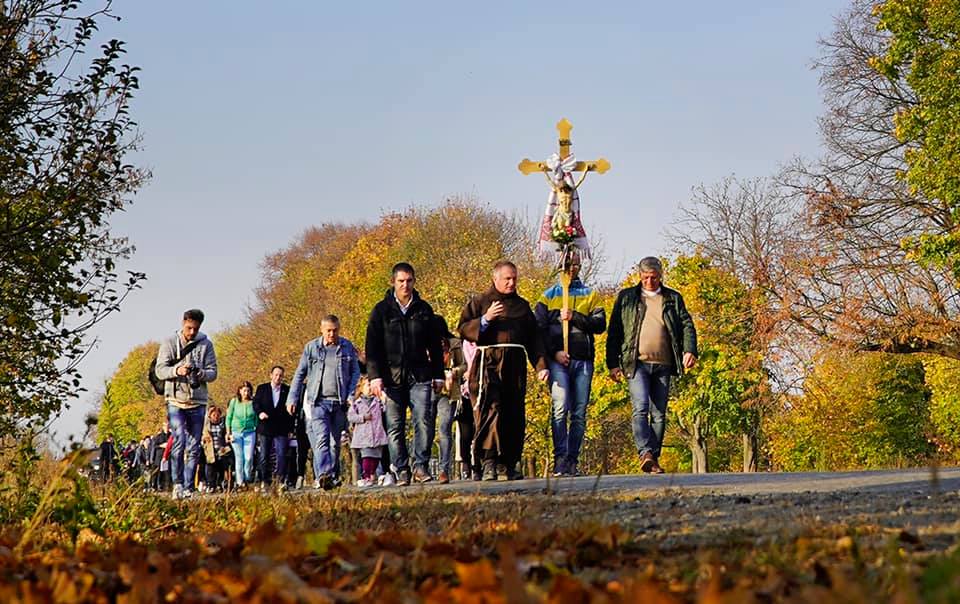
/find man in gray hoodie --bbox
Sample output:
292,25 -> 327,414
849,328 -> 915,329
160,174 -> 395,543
154,308 -> 218,499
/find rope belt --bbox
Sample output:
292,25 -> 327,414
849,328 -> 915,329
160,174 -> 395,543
474,343 -> 529,411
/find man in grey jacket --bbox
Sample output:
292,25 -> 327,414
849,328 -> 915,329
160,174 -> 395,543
154,308 -> 218,499
288,314 -> 361,490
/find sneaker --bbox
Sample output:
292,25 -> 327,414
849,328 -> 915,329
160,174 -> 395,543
313,479 -> 323,490
495,464 -> 508,481
171,484 -> 184,500
396,469 -> 411,486
566,462 -> 580,477
295,476 -> 304,489
482,460 -> 497,481
357,477 -> 375,489
412,467 -> 433,484
552,459 -> 567,477
380,472 -> 397,487
277,482 -> 288,494
181,489 -> 195,499
437,471 -> 450,485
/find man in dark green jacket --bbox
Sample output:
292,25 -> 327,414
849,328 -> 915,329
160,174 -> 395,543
606,257 -> 697,474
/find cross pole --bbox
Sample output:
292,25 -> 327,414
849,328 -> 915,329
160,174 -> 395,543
518,118 -> 610,353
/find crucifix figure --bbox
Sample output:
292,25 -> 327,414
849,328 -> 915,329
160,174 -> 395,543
519,118 -> 611,353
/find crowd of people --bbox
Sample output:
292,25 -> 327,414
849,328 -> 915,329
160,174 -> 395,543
119,256 -> 697,498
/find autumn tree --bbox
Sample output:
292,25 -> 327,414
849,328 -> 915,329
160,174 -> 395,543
873,0 -> 960,278
0,1 -> 145,438
778,0 -> 960,359
96,343 -> 161,443
768,351 -> 932,471
666,255 -> 767,473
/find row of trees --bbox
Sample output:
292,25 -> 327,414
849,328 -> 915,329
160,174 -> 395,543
94,0 -> 960,473
7,0 -> 958,475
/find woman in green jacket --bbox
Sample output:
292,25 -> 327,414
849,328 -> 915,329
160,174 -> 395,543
226,381 -> 258,487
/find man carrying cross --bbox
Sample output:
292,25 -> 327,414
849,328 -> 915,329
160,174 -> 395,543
458,260 -> 548,481
534,250 -> 606,477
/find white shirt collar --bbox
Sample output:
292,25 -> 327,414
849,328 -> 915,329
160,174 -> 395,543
641,287 -> 662,298
394,293 -> 413,314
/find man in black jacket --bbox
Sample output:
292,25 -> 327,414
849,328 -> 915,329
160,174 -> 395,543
252,365 -> 292,492
534,254 -> 606,477
365,262 -> 444,485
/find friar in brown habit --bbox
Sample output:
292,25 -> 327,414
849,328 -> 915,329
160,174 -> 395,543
458,260 -> 548,481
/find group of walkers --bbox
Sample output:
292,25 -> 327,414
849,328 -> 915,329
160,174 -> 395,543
144,256 -> 697,498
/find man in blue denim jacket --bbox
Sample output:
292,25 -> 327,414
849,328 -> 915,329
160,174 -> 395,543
288,314 -> 360,489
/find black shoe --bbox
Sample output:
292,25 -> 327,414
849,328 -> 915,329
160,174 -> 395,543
481,460 -> 497,481
505,468 -> 523,481
495,463 -> 508,481
396,468 -> 411,486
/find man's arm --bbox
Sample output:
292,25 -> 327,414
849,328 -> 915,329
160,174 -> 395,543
606,291 -> 625,371
425,308 -> 445,381
153,338 -> 179,380
676,293 -> 698,357
287,345 -> 311,414
200,340 -> 218,383
457,297 -> 484,343
570,291 -> 606,334
346,342 -> 361,401
364,305 -> 385,382
251,384 -> 270,417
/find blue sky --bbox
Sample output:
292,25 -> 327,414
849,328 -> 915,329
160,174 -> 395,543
53,0 -> 849,444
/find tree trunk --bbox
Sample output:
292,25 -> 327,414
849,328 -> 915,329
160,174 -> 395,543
742,432 -> 758,472
689,419 -> 709,474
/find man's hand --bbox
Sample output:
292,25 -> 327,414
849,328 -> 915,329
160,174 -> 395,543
176,365 -> 190,377
683,352 -> 697,370
286,403 -> 296,416
609,368 -> 624,383
370,378 -> 384,399
537,368 -> 549,382
226,432 -> 233,443
559,308 -> 573,322
483,301 -> 505,322
554,351 -> 570,366
258,412 -> 268,420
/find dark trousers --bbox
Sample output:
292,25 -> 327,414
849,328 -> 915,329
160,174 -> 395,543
457,395 -> 476,472
205,455 -> 232,489
257,433 -> 288,485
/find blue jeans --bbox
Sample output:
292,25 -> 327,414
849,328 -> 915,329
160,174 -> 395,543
384,382 -> 435,473
548,359 -> 594,467
305,399 -> 337,479
167,404 -> 206,491
435,394 -> 456,475
231,430 -> 256,485
627,363 -> 673,458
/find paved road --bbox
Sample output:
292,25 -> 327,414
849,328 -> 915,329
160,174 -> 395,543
407,466 -> 960,496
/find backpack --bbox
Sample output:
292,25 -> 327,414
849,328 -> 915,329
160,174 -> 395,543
149,337 -> 200,396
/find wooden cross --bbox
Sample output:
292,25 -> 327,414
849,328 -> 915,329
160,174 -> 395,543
517,118 -> 611,174
518,118 -> 610,353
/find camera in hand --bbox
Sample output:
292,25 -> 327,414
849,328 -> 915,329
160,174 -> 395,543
186,366 -> 203,388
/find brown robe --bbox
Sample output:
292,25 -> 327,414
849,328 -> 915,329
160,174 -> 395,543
458,285 -> 547,469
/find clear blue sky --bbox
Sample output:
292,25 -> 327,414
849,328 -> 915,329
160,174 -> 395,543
54,0 -> 849,444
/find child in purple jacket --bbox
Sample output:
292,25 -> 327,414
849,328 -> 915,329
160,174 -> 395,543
347,376 -> 389,488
